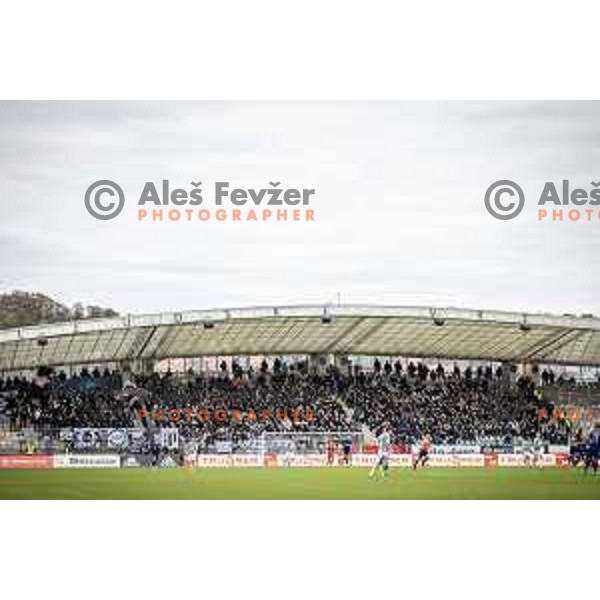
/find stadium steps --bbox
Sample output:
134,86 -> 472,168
334,395 -> 375,440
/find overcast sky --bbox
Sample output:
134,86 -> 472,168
0,101 -> 599,316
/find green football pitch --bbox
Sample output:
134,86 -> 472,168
0,467 -> 599,499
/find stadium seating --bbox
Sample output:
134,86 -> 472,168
0,360 -> 583,453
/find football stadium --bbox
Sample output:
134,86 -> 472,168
4,16 -> 600,600
1,303 -> 599,499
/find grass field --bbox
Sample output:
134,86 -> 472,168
0,467 -> 599,499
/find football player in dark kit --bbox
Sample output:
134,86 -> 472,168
341,437 -> 352,466
583,427 -> 600,475
569,441 -> 586,467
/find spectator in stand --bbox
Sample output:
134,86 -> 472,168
0,359 -> 569,451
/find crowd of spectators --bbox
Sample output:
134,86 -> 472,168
0,358 -> 574,450
0,367 -> 127,430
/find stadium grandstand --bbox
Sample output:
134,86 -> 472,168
1,304 -> 599,465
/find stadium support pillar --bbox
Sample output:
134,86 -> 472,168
500,362 -> 517,390
117,361 -> 130,383
334,354 -> 351,372
121,358 -> 155,379
309,353 -> 329,374
139,358 -> 156,374
521,361 -> 540,385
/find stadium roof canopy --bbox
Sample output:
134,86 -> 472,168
0,305 -> 599,372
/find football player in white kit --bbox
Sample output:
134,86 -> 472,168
282,438 -> 296,467
522,440 -> 534,466
532,435 -> 544,468
369,425 -> 391,480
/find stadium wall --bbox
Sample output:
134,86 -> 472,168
1,452 -> 571,469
